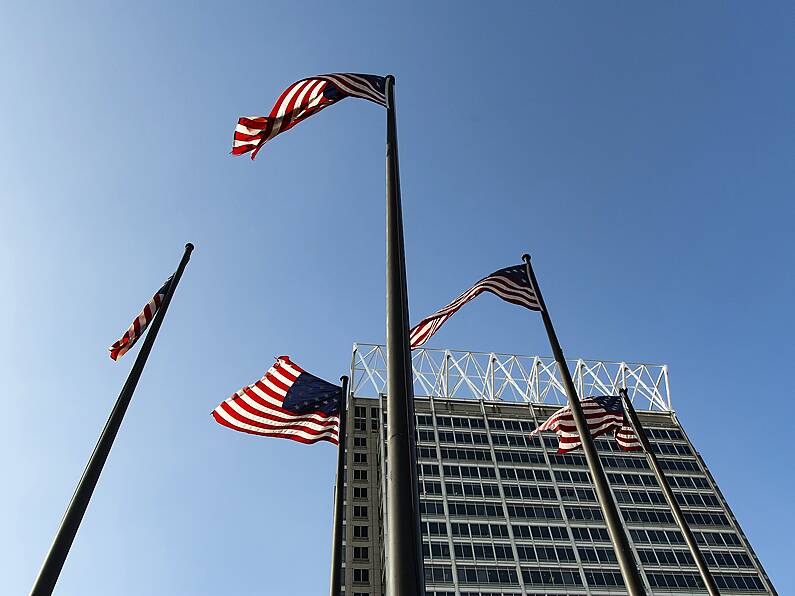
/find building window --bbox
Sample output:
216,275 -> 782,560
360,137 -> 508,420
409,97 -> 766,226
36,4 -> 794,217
353,452 -> 368,464
353,505 -> 368,519
353,546 -> 369,561
353,469 -> 368,481
353,486 -> 368,499
354,437 -> 367,448
353,525 -> 369,539
354,419 -> 367,432
355,406 -> 367,418
352,568 -> 370,584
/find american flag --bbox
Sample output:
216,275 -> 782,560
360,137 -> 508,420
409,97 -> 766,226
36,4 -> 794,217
530,395 -> 641,453
232,73 -> 387,159
212,356 -> 342,445
409,264 -> 541,348
108,276 -> 172,361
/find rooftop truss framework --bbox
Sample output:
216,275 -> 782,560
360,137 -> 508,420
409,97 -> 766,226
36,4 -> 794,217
350,343 -> 671,412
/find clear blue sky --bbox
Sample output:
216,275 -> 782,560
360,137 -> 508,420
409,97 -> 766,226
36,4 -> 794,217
2,2 -> 793,594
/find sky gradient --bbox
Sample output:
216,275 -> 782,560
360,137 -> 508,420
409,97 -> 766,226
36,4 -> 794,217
2,2 -> 793,594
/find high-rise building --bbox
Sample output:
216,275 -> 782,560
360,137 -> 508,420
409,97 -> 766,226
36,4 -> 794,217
339,344 -> 777,596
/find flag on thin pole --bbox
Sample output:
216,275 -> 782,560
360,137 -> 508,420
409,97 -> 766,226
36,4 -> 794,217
410,264 -> 540,348
108,276 -> 173,361
212,356 -> 342,445
530,395 -> 641,453
232,73 -> 386,159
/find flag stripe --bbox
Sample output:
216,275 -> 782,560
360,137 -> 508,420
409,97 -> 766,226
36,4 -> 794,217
232,73 -> 386,160
212,356 -> 340,446
410,264 -> 540,348
530,396 -> 639,454
108,276 -> 172,361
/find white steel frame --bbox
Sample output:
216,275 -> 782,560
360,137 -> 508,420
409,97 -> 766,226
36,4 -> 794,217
351,343 -> 671,412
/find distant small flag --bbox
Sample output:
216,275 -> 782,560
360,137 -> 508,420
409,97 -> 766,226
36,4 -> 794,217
410,264 -> 541,348
109,276 -> 173,361
530,395 -> 641,453
232,73 -> 387,159
212,356 -> 342,445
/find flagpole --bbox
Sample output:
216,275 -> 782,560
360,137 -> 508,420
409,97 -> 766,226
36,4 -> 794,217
30,243 -> 194,596
619,389 -> 720,595
329,375 -> 349,596
384,74 -> 425,596
522,254 -> 646,595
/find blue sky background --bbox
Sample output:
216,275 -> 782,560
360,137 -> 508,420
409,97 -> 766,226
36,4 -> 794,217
2,2 -> 793,594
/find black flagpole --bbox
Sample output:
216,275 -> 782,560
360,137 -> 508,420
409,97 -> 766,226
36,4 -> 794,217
522,254 -> 646,595
329,375 -> 349,596
30,243 -> 194,596
384,74 -> 425,596
619,389 -> 720,595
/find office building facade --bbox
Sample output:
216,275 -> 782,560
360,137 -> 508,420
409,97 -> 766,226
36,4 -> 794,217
339,345 -> 776,595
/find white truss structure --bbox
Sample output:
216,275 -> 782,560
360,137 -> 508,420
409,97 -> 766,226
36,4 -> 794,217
351,343 -> 671,412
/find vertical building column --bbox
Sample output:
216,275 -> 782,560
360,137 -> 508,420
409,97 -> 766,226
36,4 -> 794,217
428,397 -> 460,594
479,399 -> 528,594
527,403 -> 594,596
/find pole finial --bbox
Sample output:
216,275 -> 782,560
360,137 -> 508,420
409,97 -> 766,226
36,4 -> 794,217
522,253 -> 531,263
185,243 -> 195,252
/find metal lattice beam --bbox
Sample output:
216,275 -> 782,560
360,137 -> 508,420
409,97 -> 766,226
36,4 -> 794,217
350,343 -> 671,412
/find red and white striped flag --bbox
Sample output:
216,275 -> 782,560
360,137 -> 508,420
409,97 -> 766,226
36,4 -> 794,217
232,73 -> 386,159
530,395 -> 641,453
410,264 -> 540,348
108,276 -> 172,361
212,356 -> 342,445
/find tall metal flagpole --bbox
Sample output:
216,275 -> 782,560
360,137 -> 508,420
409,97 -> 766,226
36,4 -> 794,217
30,243 -> 194,596
619,389 -> 720,595
522,254 -> 646,595
384,74 -> 425,596
329,375 -> 349,596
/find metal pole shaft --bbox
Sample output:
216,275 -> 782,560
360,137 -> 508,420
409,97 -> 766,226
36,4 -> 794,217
522,254 -> 646,595
384,74 -> 425,596
619,389 -> 720,595
30,243 -> 194,596
329,376 -> 349,596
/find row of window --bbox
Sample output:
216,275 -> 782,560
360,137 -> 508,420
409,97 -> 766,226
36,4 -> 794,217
608,471 -> 711,490
421,500 -> 503,518
614,488 -> 721,509
423,537 -> 750,571
637,548 -> 753,569
630,528 -> 742,548
512,525 -> 569,541
424,520 -> 743,553
420,473 -> 716,512
647,572 -> 765,592
416,413 -> 686,443
507,504 -> 563,521
426,566 -> 764,592
422,447 -> 699,473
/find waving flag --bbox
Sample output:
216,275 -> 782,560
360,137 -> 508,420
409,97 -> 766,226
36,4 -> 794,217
232,73 -> 386,159
410,264 -> 540,348
212,356 -> 342,445
531,395 -> 641,453
109,276 -> 173,361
